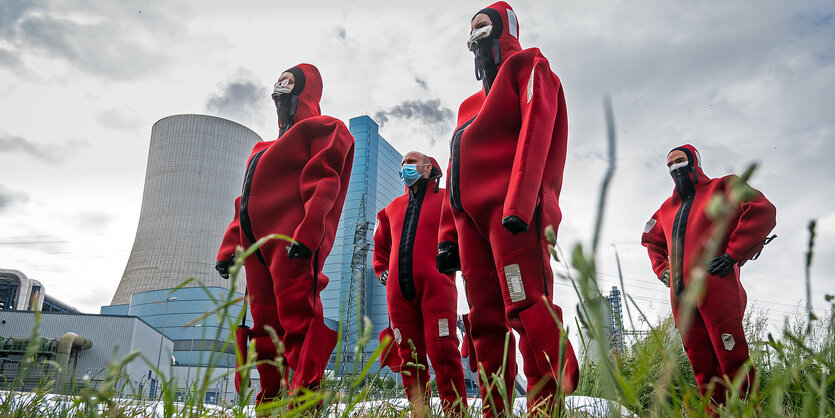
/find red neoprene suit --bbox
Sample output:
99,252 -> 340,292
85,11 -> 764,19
439,2 -> 579,414
217,64 -> 354,401
642,144 -> 776,405
373,158 -> 467,415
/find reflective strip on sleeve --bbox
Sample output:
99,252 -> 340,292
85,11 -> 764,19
526,66 -> 535,104
643,218 -> 657,234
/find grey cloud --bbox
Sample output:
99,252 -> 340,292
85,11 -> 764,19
0,185 -> 29,212
415,77 -> 428,89
0,132 -> 88,164
72,210 -> 112,231
0,48 -> 22,69
0,235 -> 68,254
0,0 -> 33,30
0,1 -> 174,79
96,109 -> 143,132
205,72 -> 268,126
17,15 -> 166,79
374,99 -> 454,130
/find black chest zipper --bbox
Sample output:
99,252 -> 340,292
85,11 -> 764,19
449,117 -> 476,212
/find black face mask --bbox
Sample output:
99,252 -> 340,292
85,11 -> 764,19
670,166 -> 696,199
272,66 -> 306,137
469,8 -> 504,95
273,93 -> 298,137
471,36 -> 501,95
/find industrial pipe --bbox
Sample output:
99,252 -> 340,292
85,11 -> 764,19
56,332 -> 92,389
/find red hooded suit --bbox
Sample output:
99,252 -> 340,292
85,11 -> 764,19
373,157 -> 467,415
641,144 -> 776,405
439,2 -> 579,414
217,64 -> 354,401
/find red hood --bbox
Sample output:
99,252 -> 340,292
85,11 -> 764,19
669,144 -> 711,184
428,156 -> 443,178
285,63 -> 322,123
474,1 -> 523,64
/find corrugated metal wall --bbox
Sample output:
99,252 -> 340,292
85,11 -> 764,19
0,310 -> 171,391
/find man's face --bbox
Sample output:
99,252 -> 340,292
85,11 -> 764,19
402,152 -> 431,178
471,13 -> 491,32
667,150 -> 688,169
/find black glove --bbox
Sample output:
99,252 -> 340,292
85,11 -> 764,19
378,270 -> 388,285
286,242 -> 313,259
437,241 -> 461,274
660,269 -> 670,288
501,215 -> 528,235
215,257 -> 234,280
707,253 -> 736,277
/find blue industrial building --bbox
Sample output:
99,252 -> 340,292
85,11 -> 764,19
101,287 -> 245,371
321,116 -> 403,372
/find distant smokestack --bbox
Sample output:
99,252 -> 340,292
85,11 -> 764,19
110,114 -> 261,305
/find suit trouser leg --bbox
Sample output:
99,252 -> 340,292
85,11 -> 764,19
264,242 -> 337,393
675,306 -> 725,411
698,267 -> 754,403
487,223 -> 579,412
388,296 -> 431,407
422,275 -> 468,416
243,255 -> 288,403
455,212 -> 517,417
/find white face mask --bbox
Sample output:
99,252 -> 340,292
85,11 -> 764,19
273,78 -> 292,95
668,161 -> 689,172
467,25 -> 492,49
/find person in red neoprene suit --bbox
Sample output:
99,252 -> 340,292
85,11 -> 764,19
641,144 -> 776,407
373,152 -> 467,416
437,2 -> 579,414
215,63 -> 354,402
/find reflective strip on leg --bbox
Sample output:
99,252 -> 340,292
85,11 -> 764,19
503,264 -> 527,303
438,318 -> 450,337
721,333 -> 735,351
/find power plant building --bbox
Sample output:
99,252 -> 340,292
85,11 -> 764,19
0,309 -> 172,397
0,269 -> 78,313
101,114 -> 260,401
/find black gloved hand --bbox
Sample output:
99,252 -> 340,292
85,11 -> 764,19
215,257 -> 234,280
378,270 -> 388,285
437,241 -> 461,274
707,253 -> 736,277
660,269 -> 670,288
287,242 -> 313,259
501,215 -> 528,235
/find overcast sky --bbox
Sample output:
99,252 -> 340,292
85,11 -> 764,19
1,0 -> 833,345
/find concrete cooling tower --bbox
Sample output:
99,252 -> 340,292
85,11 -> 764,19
110,114 -> 261,305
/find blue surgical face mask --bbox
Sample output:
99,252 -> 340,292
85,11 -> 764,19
400,164 -> 422,186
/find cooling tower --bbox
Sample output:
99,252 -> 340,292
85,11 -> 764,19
110,114 -> 261,305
